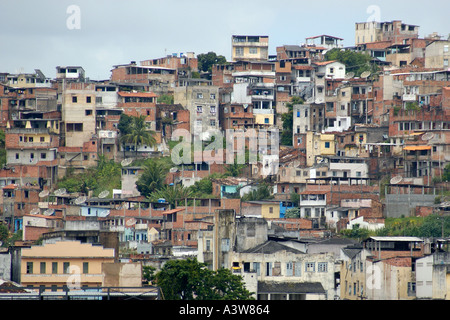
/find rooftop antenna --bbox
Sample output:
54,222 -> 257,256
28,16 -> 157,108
43,208 -> 55,216
125,218 -> 137,227
98,190 -> 110,199
360,71 -> 371,79
421,132 -> 435,141
54,188 -> 66,196
39,190 -> 49,198
390,175 -> 403,184
121,158 -> 132,167
345,72 -> 355,79
74,196 -> 87,205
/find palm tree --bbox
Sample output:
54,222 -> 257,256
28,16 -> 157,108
241,183 -> 274,201
120,115 -> 157,157
150,184 -> 193,209
135,160 -> 168,198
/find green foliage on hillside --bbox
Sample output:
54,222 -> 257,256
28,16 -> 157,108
324,48 -> 379,77
57,155 -> 121,196
341,214 -> 450,240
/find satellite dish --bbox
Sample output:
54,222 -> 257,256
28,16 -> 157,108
98,190 -> 110,199
30,208 -> 40,215
390,175 -> 403,184
74,196 -> 87,205
169,167 -> 178,173
43,209 -> 55,216
121,158 -> 132,167
439,201 -> 450,208
345,72 -> 355,79
126,218 -> 137,227
421,132 -> 435,141
360,71 -> 371,79
39,190 -> 49,198
54,188 -> 66,196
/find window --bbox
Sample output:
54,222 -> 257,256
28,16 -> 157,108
86,96 -> 91,103
40,137 -> 45,142
40,262 -> 46,274
286,262 -> 294,276
26,262 -> 33,274
221,238 -> 230,252
444,59 -> 449,67
249,47 -> 258,54
196,93 -> 203,99
66,123 -> 83,132
72,96 -> 77,103
305,262 -> 315,272
235,47 -> 244,56
15,153 -> 19,160
253,262 -> 261,276
52,262 -> 58,274
210,94 -> 216,100
325,141 -> 330,148
83,262 -> 89,274
266,262 -> 273,276
210,119 -> 216,126
269,207 -> 273,214
444,45 -> 449,53
206,239 -> 211,251
40,153 -> 46,159
210,106 -> 216,114
196,106 -> 203,113
318,262 -> 328,273
63,262 -> 70,274
264,118 -> 269,124
85,109 -> 93,116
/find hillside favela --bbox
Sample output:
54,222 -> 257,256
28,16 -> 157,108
1,17 -> 450,302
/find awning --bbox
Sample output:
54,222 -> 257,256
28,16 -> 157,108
403,145 -> 431,151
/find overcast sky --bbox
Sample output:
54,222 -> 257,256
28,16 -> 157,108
0,0 -> 449,80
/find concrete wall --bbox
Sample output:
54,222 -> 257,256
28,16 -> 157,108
102,262 -> 142,287
385,194 -> 435,218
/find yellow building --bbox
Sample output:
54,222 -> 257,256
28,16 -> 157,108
21,240 -> 115,291
306,132 -> 336,166
231,35 -> 269,62
242,200 -> 280,219
254,113 -> 274,126
320,134 -> 336,156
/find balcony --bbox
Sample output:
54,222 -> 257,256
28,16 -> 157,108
403,94 -> 417,101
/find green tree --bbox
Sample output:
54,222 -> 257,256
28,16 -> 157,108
241,183 -> 274,201
189,177 -> 213,197
142,265 -> 156,285
197,52 -> 227,73
325,48 -> 378,77
135,159 -> 169,198
120,115 -> 157,156
57,155 -> 122,195
442,163 -> 450,182
155,258 -> 253,300
158,94 -> 174,104
0,224 -> 9,246
149,184 -> 193,209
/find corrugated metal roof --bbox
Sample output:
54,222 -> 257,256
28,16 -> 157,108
369,236 -> 423,242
